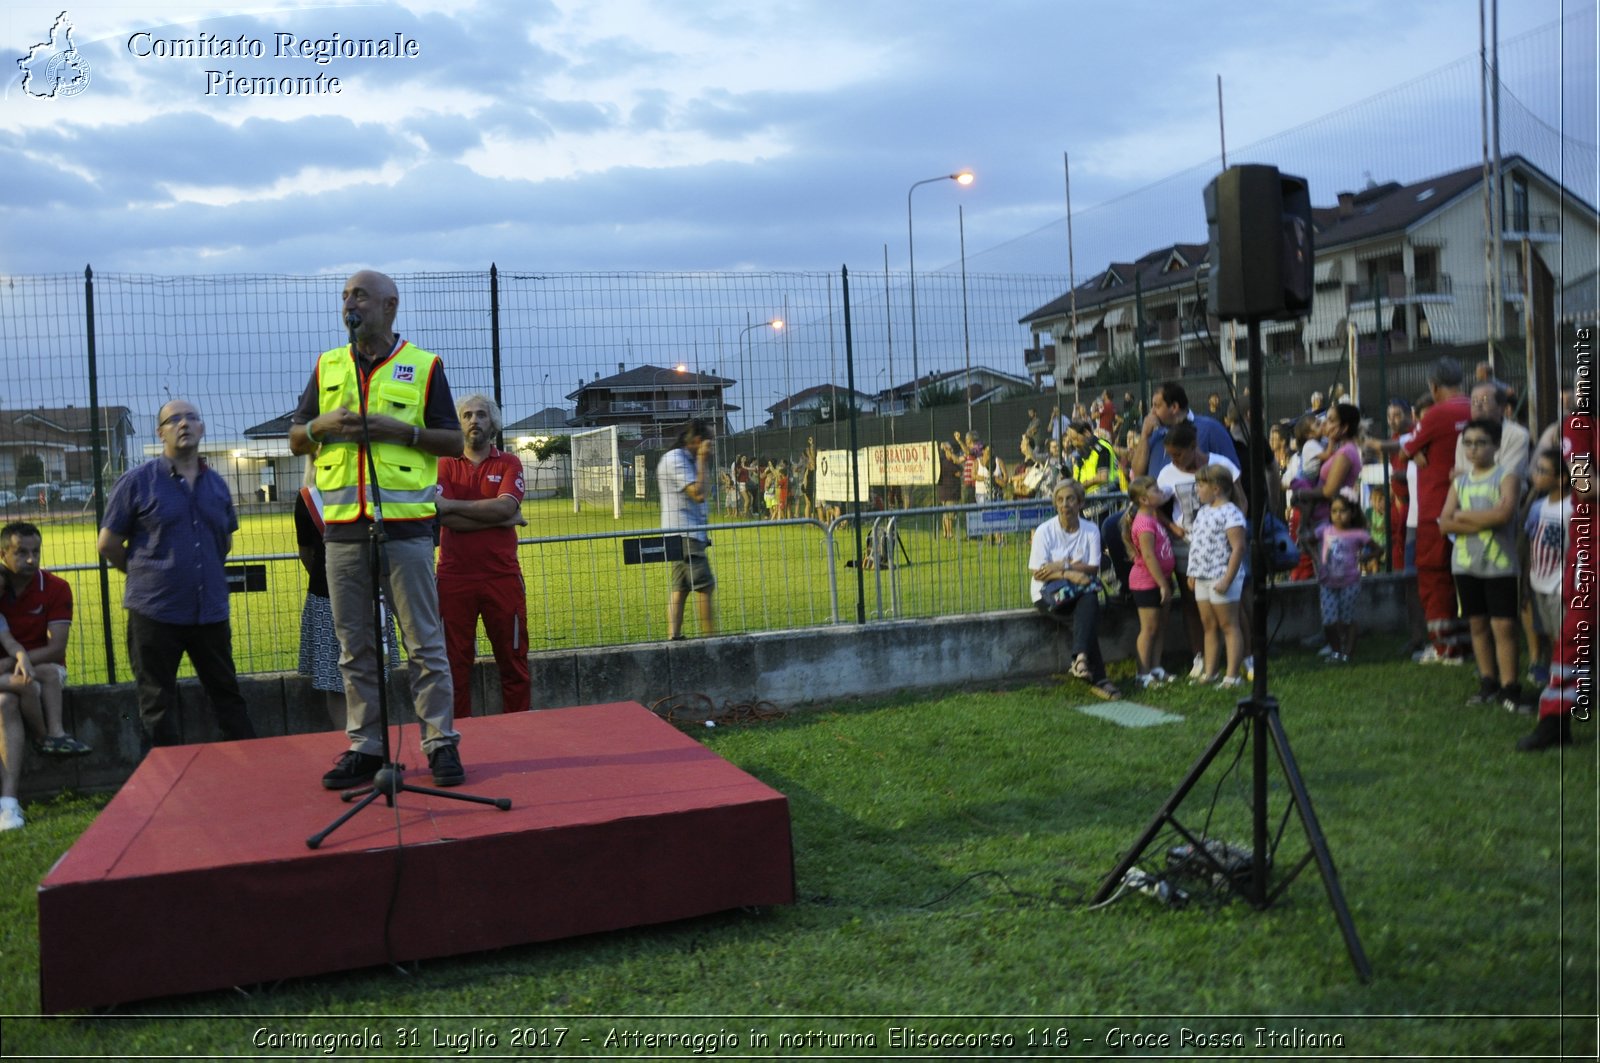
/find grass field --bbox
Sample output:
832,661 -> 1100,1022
28,496 -> 1042,684
0,643 -> 1594,1058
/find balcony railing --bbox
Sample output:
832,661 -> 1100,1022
1022,349 -> 1056,373
580,397 -> 723,418
1346,272 -> 1453,303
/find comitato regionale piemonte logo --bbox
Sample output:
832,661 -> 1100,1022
17,11 -> 92,98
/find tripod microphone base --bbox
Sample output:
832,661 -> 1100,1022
305,762 -> 512,849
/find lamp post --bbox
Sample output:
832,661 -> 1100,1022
651,363 -> 688,449
906,169 -> 973,412
738,317 -> 784,436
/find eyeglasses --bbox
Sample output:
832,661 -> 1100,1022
160,412 -> 203,427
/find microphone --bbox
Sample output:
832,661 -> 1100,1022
344,311 -> 362,332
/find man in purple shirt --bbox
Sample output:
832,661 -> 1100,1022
97,399 -> 255,748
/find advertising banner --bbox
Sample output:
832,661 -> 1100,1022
816,442 -> 936,501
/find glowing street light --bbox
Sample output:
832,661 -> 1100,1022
906,170 -> 973,411
738,317 -> 784,434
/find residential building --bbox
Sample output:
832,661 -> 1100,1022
566,364 -> 734,447
0,404 -> 136,492
764,384 -> 878,429
504,407 -> 572,433
877,365 -> 1038,414
1021,156 -> 1599,383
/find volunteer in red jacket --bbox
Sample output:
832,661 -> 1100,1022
435,394 -> 529,716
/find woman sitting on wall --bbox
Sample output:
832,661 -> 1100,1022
1029,480 -> 1119,700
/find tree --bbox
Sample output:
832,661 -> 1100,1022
1090,347 -> 1143,388
14,454 -> 44,492
811,394 -> 862,424
521,434 -> 570,461
916,381 -> 966,408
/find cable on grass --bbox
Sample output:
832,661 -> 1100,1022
650,692 -> 787,729
915,869 -> 1080,914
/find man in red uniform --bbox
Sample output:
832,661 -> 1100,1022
436,394 -> 530,716
1402,357 -> 1473,663
0,521 -> 91,755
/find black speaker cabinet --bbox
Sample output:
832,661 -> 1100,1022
1204,165 -> 1314,321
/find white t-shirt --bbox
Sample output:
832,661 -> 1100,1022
1156,453 -> 1242,534
1188,501 -> 1247,581
1028,516 -> 1101,602
1401,427 -> 1421,530
1526,494 -> 1571,596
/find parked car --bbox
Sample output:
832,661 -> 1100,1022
20,483 -> 58,504
59,483 -> 94,503
0,490 -> 19,509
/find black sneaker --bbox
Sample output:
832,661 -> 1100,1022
428,744 -> 465,787
321,750 -> 382,790
1466,677 -> 1500,706
1516,713 -> 1573,752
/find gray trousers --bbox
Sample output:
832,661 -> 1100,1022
326,537 -> 458,756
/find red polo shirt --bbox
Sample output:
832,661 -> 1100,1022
437,447 -> 526,579
0,569 -> 73,651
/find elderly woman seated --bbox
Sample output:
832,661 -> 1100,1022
1029,480 -> 1119,699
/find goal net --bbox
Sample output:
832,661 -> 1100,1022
571,425 -> 623,518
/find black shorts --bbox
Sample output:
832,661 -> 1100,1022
1453,573 -> 1518,620
1131,586 -> 1167,609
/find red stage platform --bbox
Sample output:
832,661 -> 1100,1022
37,702 -> 794,1013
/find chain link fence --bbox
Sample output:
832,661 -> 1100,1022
0,266 -> 1569,684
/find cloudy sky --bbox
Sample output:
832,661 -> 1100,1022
3,0 -> 1591,282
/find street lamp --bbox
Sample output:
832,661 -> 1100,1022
651,363 -> 689,448
738,317 -> 784,435
906,170 -> 974,412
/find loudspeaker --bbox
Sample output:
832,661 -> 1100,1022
1204,165 -> 1314,321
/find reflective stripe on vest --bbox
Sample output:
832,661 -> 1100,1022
314,342 -> 440,524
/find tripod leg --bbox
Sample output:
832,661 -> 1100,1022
306,788 -> 386,849
1090,707 -> 1249,903
398,782 -> 512,810
1263,708 -> 1373,983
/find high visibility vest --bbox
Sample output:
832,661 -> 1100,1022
1075,438 -> 1128,494
313,342 -> 440,524
1451,467 -> 1515,574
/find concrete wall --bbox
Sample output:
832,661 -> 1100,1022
16,576 -> 1413,801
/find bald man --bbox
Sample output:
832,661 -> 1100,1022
290,269 -> 466,790
98,399 -> 255,749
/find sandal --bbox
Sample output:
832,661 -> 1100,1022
1088,678 -> 1120,700
35,734 -> 92,756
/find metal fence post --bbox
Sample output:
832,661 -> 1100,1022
85,265 -> 118,684
490,263 -> 503,446
842,266 -> 866,623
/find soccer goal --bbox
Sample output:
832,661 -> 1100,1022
571,425 -> 623,518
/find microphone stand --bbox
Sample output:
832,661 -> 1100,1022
308,318 -> 509,850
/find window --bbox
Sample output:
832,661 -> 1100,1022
1510,174 -> 1529,232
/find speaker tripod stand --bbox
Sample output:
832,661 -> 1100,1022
307,323 -> 510,850
1090,312 -> 1370,982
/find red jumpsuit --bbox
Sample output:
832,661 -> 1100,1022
1402,393 -> 1473,659
437,448 -> 530,715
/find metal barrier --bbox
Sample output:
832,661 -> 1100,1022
45,490 -> 1158,686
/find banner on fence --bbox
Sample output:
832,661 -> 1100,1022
816,442 -> 935,501
965,503 -> 1053,537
